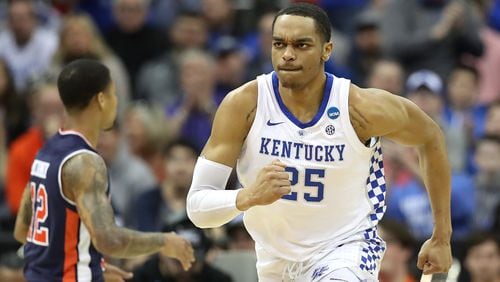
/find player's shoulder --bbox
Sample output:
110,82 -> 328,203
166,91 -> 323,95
348,83 -> 406,114
222,79 -> 258,107
218,80 -> 258,119
62,151 -> 106,180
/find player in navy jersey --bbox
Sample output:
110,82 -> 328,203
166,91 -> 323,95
186,3 -> 452,282
13,59 -> 194,282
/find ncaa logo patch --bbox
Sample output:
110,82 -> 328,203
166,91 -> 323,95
325,125 -> 335,135
327,107 -> 340,120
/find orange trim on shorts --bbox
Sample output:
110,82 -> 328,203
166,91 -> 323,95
63,208 -> 79,282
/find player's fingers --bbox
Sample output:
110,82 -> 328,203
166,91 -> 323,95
277,186 -> 291,196
104,263 -> 133,279
274,179 -> 291,188
181,259 -> 193,271
275,171 -> 291,180
270,164 -> 286,172
417,254 -> 427,270
423,263 -> 439,275
271,160 -> 287,168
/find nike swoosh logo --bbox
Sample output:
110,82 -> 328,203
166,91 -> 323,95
267,120 -> 285,126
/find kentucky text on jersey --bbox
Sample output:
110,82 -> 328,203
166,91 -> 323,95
259,137 -> 346,162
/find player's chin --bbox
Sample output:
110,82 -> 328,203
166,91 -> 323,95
280,78 -> 302,89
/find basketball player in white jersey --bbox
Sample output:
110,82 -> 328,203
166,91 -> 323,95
187,3 -> 452,281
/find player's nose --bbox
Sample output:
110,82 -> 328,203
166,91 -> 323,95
282,45 -> 296,61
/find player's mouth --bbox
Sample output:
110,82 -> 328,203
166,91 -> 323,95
278,66 -> 302,72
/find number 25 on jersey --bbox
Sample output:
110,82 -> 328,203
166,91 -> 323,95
27,182 -> 49,246
281,167 -> 325,202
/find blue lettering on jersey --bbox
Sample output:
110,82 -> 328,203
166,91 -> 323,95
259,137 -> 345,162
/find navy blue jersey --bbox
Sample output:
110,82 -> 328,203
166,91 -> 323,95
24,130 -> 108,282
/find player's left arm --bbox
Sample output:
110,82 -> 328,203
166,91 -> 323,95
350,85 -> 452,274
14,184 -> 32,243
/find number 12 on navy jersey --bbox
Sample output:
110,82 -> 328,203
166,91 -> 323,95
281,167 -> 325,202
26,182 -> 49,246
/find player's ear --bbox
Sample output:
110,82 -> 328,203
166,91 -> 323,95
322,41 -> 333,62
96,92 -> 105,109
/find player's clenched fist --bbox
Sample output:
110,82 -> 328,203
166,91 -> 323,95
236,160 -> 292,211
160,232 -> 195,271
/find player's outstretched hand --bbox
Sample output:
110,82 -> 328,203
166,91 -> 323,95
161,232 -> 195,271
417,237 -> 452,275
103,262 -> 133,282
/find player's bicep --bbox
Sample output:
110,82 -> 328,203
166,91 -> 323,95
353,87 -> 438,146
383,96 -> 440,146
62,154 -> 115,238
202,83 -> 257,167
14,184 -> 32,243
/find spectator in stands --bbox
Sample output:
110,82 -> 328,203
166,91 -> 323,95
202,0 -> 244,46
165,50 -> 218,150
213,36 -> 248,103
246,11 -> 276,80
136,12 -> 208,105
381,0 -> 484,80
472,135 -> 500,231
97,122 -> 156,227
349,9 -> 384,85
124,102 -> 168,182
226,215 -> 254,251
0,0 -> 58,92
484,101 -> 500,138
386,74 -> 476,239
0,59 -> 29,145
462,232 -> 500,282
51,14 -> 130,121
135,139 -> 198,232
474,0 -> 500,104
405,69 -> 470,172
5,81 -> 64,215
444,65 -> 487,172
366,59 -> 405,95
133,219 -> 232,282
149,0 -> 202,29
378,219 -> 417,282
106,0 -> 166,91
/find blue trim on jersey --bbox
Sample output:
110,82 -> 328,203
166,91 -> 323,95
271,72 -> 334,129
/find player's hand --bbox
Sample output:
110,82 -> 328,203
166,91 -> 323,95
103,262 -> 133,282
237,160 -> 291,210
417,237 -> 452,275
160,232 -> 195,271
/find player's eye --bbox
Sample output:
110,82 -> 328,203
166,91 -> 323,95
297,43 -> 309,49
273,42 -> 284,48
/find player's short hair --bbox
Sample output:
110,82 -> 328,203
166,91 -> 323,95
272,3 -> 331,43
57,59 -> 111,111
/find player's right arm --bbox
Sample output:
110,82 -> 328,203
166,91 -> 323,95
187,81 -> 291,228
62,153 -> 194,269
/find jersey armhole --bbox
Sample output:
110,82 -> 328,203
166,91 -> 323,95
58,149 -> 102,207
240,75 -> 267,152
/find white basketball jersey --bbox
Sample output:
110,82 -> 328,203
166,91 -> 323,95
237,72 -> 386,262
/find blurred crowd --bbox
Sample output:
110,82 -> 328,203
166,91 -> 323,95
0,0 -> 499,281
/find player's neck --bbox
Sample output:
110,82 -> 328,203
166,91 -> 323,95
279,73 -> 326,122
62,116 -> 100,148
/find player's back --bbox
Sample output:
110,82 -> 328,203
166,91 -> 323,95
24,129 -> 105,282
